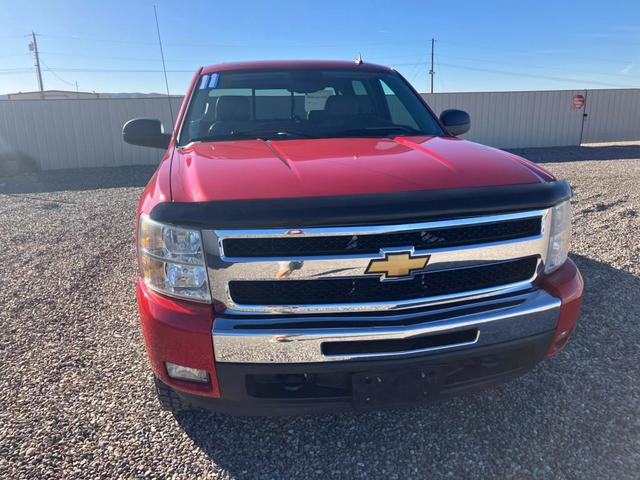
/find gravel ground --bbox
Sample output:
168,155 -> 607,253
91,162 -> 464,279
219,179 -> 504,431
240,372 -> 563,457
1,146 -> 639,479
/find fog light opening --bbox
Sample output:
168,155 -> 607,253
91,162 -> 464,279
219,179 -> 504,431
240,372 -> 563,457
546,328 -> 575,358
165,362 -> 210,383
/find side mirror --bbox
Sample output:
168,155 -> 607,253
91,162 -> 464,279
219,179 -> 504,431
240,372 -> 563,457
440,109 -> 470,136
123,118 -> 171,149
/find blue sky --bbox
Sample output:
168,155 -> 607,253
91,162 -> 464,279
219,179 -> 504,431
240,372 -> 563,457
1,0 -> 639,95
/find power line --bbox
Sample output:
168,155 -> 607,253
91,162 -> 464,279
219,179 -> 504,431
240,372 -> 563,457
0,34 -> 30,39
37,51 -> 431,65
37,33 -> 156,46
33,31 -> 638,66
437,53 -> 640,79
435,51 -> 444,92
13,31 -> 638,66
40,59 -> 77,87
0,53 -> 31,58
0,67 -> 194,73
406,62 -> 422,85
39,51 -> 203,63
2,31 -> 639,92
439,40 -> 634,65
35,32 -> 422,49
1,62 -> 638,90
36,51 -> 626,79
435,62 -> 638,88
41,48 -> 633,81
386,61 -> 638,88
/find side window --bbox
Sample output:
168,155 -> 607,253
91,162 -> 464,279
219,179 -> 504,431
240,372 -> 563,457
352,80 -> 374,115
352,80 -> 367,95
380,79 -> 418,128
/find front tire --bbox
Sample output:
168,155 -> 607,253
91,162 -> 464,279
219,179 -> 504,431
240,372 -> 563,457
154,376 -> 192,413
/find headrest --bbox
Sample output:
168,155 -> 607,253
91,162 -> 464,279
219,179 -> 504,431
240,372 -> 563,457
307,110 -> 325,123
215,96 -> 251,121
325,95 -> 359,117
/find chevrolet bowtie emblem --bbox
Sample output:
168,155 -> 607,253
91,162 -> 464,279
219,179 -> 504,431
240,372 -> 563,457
365,250 -> 431,281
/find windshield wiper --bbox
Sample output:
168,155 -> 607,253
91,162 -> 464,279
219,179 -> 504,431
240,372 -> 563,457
337,125 -> 428,137
234,129 -> 317,139
189,129 -> 316,143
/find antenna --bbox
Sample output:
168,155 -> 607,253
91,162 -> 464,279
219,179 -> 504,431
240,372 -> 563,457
153,5 -> 174,126
429,38 -> 435,94
355,52 -> 363,65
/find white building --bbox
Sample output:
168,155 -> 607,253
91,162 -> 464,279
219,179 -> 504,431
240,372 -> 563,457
7,90 -> 100,100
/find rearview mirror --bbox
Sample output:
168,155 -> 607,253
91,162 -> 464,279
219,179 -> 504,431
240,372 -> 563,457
440,109 -> 470,136
123,118 -> 171,149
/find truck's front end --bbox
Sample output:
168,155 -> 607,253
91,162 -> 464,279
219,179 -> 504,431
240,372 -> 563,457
127,61 -> 583,415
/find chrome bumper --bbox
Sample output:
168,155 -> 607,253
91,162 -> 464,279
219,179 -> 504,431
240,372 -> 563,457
212,289 -> 560,363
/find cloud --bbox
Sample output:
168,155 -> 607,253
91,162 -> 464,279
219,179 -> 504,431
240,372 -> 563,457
612,26 -> 640,32
619,63 -> 636,75
576,26 -> 640,40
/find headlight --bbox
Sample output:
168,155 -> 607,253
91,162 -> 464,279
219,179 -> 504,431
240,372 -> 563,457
544,200 -> 572,274
138,214 -> 211,302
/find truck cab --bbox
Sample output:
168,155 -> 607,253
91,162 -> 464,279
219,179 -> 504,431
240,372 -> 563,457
125,60 -> 583,415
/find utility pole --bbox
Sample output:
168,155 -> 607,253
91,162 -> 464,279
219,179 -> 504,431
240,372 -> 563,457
429,38 -> 435,94
29,32 -> 44,98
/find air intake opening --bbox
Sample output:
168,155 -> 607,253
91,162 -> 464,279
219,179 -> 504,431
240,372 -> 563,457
321,329 -> 479,356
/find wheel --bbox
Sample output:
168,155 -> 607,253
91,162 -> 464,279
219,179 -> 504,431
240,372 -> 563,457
154,376 -> 192,413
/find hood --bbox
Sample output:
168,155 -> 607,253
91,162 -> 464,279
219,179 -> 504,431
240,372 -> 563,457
170,136 -> 550,202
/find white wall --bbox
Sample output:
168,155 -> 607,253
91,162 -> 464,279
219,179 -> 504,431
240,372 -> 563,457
0,96 -> 182,170
581,89 -> 640,143
0,89 -> 638,170
422,90 -> 589,148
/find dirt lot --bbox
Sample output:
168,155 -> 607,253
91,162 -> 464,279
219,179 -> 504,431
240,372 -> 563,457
1,145 -> 639,479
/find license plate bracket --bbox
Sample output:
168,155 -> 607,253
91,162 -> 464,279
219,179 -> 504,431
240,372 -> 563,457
351,367 -> 440,408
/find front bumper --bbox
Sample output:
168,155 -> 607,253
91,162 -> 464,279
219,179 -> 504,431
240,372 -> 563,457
137,259 -> 583,414
212,288 -> 560,364
167,330 -> 554,415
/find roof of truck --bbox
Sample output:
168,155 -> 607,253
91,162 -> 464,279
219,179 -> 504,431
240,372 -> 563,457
200,60 -> 394,74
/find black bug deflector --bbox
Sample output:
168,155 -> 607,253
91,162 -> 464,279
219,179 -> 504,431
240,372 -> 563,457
149,180 -> 571,229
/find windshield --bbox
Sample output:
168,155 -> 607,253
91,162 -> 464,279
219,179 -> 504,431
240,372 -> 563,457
178,68 -> 444,145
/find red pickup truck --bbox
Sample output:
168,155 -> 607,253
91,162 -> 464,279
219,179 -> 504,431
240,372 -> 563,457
124,60 -> 583,415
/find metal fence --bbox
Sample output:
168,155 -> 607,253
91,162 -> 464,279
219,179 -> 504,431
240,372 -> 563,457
580,89 -> 640,143
422,90 -> 586,149
0,88 -> 638,170
422,88 -> 640,147
0,96 -> 182,170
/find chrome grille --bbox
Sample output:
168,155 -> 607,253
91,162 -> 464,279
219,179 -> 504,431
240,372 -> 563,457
221,217 -> 542,257
228,257 -> 538,305
204,209 -> 551,315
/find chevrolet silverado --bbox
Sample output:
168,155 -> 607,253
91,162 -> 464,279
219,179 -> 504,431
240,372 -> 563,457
123,60 -> 583,415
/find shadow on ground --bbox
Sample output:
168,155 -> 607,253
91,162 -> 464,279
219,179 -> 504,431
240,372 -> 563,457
509,143 -> 640,163
172,254 -> 639,479
0,165 -> 156,194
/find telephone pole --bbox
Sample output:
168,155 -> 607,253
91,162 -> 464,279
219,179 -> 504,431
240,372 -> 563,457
29,32 -> 44,98
429,38 -> 435,94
